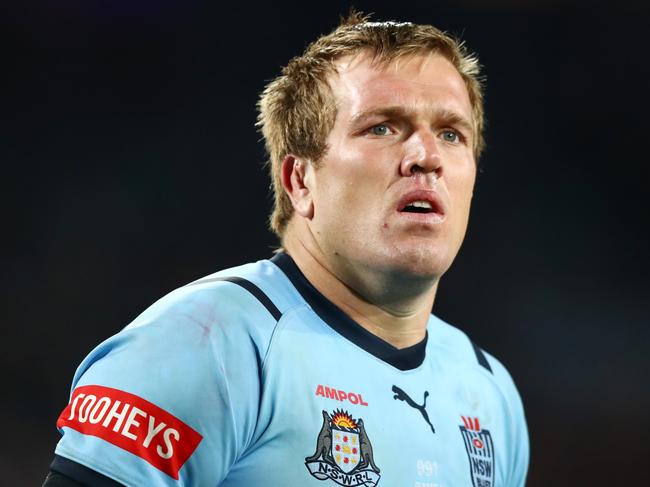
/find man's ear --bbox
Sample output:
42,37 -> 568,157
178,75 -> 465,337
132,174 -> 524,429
280,154 -> 314,219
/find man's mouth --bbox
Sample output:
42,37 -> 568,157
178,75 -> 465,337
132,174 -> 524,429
401,200 -> 435,213
397,191 -> 445,217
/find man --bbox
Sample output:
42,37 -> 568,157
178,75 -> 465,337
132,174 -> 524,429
45,12 -> 529,487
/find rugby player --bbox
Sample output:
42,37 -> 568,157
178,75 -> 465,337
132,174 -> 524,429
44,12 -> 529,487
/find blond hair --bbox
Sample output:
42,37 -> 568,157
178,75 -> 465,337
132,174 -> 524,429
257,11 -> 484,237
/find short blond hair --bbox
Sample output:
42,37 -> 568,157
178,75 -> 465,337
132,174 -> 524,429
257,11 -> 485,237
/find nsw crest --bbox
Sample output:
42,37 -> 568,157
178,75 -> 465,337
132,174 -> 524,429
305,409 -> 381,486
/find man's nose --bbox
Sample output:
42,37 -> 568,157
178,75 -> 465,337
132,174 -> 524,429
400,130 -> 442,178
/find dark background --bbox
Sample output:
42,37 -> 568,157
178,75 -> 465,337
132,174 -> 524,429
4,0 -> 649,485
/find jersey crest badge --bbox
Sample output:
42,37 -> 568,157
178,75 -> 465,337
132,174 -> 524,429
305,409 -> 381,486
459,416 -> 495,487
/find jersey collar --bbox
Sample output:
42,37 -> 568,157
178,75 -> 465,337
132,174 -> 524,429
270,252 -> 427,371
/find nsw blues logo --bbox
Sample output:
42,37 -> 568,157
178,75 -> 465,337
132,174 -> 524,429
305,409 -> 381,486
459,416 -> 495,487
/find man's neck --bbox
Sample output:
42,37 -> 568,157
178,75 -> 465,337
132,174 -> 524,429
283,234 -> 438,350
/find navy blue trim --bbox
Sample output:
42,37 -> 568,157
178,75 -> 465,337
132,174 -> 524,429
50,455 -> 124,487
271,252 -> 427,371
471,340 -> 493,373
189,276 -> 282,321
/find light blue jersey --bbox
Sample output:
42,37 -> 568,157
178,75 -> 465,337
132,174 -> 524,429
53,253 -> 529,486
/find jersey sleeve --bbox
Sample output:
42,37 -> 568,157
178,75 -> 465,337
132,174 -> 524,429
54,282 -> 274,487
487,354 -> 530,487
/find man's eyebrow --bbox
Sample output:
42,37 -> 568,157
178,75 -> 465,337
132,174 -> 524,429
349,106 -> 410,128
435,108 -> 474,135
348,105 -> 474,135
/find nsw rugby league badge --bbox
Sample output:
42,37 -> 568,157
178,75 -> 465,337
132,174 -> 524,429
305,409 -> 381,486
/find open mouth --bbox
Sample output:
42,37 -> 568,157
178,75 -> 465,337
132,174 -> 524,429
397,191 -> 445,217
400,201 -> 436,214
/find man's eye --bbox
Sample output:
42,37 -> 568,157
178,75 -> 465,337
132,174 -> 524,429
441,130 -> 460,143
369,124 -> 392,136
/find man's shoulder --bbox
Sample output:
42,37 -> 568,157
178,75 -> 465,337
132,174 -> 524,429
67,256 -> 294,425
127,255 -> 300,334
427,315 -> 521,394
76,255 -> 302,375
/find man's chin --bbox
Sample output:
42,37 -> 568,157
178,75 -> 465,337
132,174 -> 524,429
376,248 -> 451,282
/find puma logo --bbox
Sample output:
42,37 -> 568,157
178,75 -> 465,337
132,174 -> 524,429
392,385 -> 435,434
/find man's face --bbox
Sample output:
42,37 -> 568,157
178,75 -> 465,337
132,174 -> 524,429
306,52 -> 477,280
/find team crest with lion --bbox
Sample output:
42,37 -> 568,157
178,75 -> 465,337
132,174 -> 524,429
305,409 -> 381,486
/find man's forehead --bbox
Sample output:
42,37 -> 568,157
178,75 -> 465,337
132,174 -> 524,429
328,51 -> 472,120
328,51 -> 467,98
